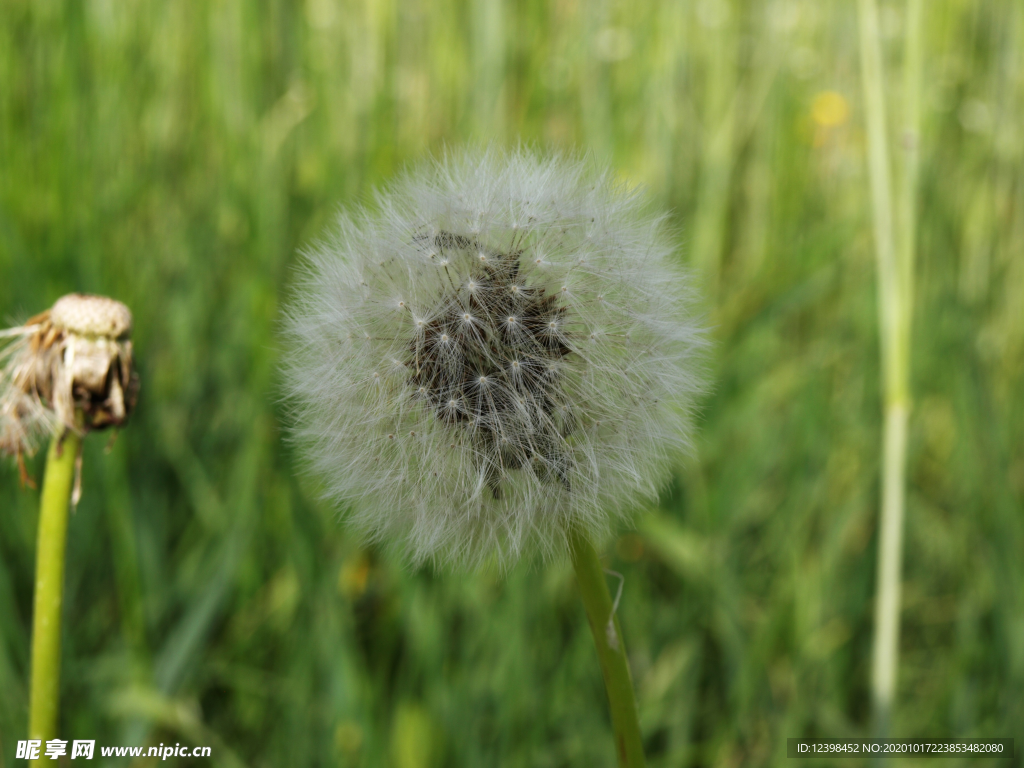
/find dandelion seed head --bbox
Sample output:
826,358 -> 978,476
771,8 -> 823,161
283,149 -> 707,569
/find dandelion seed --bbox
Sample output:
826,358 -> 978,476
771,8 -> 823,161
283,149 -> 706,568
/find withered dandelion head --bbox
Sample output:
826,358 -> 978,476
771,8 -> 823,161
1,293 -> 138,466
284,149 -> 707,568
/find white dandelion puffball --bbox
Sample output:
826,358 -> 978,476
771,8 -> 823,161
284,149 -> 706,568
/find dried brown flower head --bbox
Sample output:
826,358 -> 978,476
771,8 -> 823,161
1,294 -> 138,472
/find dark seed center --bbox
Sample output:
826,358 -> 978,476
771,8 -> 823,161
409,232 -> 574,497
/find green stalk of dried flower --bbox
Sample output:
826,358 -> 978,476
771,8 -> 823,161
27,429 -> 80,761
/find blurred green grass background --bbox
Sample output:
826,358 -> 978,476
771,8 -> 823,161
1,0 -> 1022,765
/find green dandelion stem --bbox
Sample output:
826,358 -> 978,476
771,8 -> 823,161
28,430 -> 81,758
569,530 -> 646,768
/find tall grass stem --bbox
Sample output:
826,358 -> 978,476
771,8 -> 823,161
28,431 -> 81,764
569,530 -> 646,768
691,5 -> 738,296
859,0 -> 923,738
